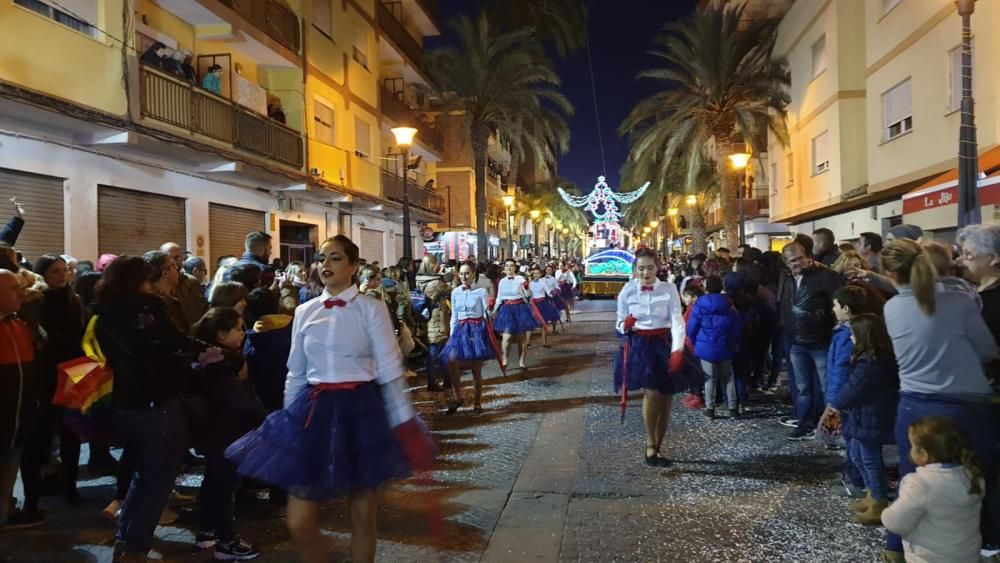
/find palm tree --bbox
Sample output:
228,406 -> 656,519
488,0 -> 588,58
424,14 -> 573,261
620,2 -> 789,251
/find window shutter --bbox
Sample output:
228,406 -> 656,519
883,79 -> 912,128
354,116 -> 371,157
313,0 -> 333,37
811,35 -> 826,78
43,0 -> 97,25
314,99 -> 335,145
812,131 -> 830,173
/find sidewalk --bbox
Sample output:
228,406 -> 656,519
0,300 -> 885,562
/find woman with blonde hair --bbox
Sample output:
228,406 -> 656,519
880,238 -> 999,560
830,249 -> 867,277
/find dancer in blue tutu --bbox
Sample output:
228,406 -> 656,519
491,258 -> 539,369
442,263 -> 500,415
224,235 -> 434,563
614,248 -> 686,467
528,266 -> 559,347
556,261 -> 576,322
543,264 -> 565,330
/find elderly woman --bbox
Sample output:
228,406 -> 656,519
958,224 -> 1000,345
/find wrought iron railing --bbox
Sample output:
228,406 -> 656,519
379,86 -> 443,151
381,169 -> 445,214
377,1 -> 423,64
220,0 -> 301,53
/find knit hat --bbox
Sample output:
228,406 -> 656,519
96,254 -> 118,273
887,224 -> 923,241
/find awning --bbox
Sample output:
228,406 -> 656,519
902,146 -> 1000,229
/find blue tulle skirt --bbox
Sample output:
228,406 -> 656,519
612,331 -> 679,395
440,319 -> 495,362
533,298 -> 561,323
224,382 -> 411,501
493,301 -> 540,334
559,282 -> 575,301
551,293 -> 566,311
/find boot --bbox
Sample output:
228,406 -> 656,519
855,499 -> 888,526
848,489 -> 873,513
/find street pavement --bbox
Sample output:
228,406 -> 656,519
0,300 -> 886,562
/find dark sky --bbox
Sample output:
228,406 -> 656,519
432,0 -> 698,193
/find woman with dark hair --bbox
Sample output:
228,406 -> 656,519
93,256 -> 223,562
298,262 -> 324,304
144,250 -> 187,332
225,235 -> 432,563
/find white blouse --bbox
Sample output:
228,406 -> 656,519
450,285 -> 489,333
556,270 -> 577,288
615,278 -> 685,353
528,279 -> 549,299
494,275 -> 529,309
542,276 -> 559,295
284,285 -> 413,425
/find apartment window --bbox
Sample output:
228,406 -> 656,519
354,117 -> 371,159
770,161 -> 779,195
882,0 -> 902,15
313,99 -> 336,147
883,79 -> 913,141
949,43 -> 974,112
313,0 -> 334,39
811,131 -> 831,175
786,153 -> 794,187
352,25 -> 369,70
811,35 -> 827,79
15,0 -> 98,38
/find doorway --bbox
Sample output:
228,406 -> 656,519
279,220 -> 317,266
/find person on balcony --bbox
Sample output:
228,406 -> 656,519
202,65 -> 223,96
140,42 -> 168,69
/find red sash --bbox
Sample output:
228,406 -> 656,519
303,382 -> 365,428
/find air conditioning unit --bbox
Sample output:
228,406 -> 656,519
816,160 -> 830,173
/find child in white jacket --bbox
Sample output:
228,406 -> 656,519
881,416 -> 985,563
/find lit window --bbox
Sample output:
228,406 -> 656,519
14,0 -> 98,38
948,43 -> 974,112
883,79 -> 913,141
811,35 -> 827,79
812,131 -> 831,175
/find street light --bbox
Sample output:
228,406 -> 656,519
956,0 -> 980,227
685,194 -> 698,206
530,209 -> 541,259
390,126 -> 418,260
561,227 -> 570,258
728,147 -> 751,247
502,194 -> 515,259
667,207 -> 679,216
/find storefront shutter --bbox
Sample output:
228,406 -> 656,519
0,168 -> 65,261
359,227 -> 383,264
98,186 -> 185,257
209,203 -> 265,274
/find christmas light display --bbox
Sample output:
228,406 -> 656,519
557,176 -> 649,224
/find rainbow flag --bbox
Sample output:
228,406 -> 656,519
53,317 -> 114,442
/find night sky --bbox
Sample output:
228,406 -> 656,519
432,0 -> 698,193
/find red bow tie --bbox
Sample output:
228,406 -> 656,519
640,285 -> 654,292
324,298 -> 347,309
507,276 -> 515,280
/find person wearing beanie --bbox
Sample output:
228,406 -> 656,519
886,224 -> 923,242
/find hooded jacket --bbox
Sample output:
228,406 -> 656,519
416,274 -> 451,345
0,314 -> 38,452
243,314 -> 293,412
830,357 -> 899,444
824,323 -> 853,404
196,355 -> 267,452
687,293 -> 742,362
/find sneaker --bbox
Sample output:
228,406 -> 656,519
703,408 -> 716,420
214,537 -> 260,560
4,508 -> 46,530
196,531 -> 218,549
159,507 -> 179,525
101,499 -> 122,523
778,416 -> 798,428
786,427 -> 816,441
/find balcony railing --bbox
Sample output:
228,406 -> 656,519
381,169 -> 445,215
379,87 -> 443,151
140,65 -> 303,168
377,1 -> 423,65
220,0 -> 301,53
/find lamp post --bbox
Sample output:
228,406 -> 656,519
390,126 -> 418,260
957,0 -> 980,227
667,207 -> 679,256
728,148 -> 751,247
530,209 -> 541,260
561,227 -> 570,258
502,194 -> 515,260
543,216 -> 552,258
649,220 -> 660,254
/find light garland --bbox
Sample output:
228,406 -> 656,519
557,176 -> 649,224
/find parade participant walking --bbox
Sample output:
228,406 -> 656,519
614,248 -> 685,467
556,261 -> 576,322
492,259 -> 539,370
528,266 -> 558,348
224,235 -> 433,563
442,263 -> 499,415
543,265 -> 566,327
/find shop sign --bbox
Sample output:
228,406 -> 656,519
841,185 -> 868,201
903,186 -> 957,214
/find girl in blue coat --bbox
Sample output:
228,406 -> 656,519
687,275 -> 743,419
830,313 -> 899,526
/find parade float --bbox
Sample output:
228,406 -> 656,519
557,176 -> 648,297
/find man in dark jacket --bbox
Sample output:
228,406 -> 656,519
812,228 -> 840,267
779,241 -> 842,440
0,269 -> 43,529
227,231 -> 275,287
0,199 -> 25,247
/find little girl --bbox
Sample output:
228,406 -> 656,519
882,416 -> 985,562
191,307 -> 267,560
829,313 -> 898,525
679,285 -> 706,410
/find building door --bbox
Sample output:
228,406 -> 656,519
279,220 -> 317,266
359,227 -> 383,265
0,168 -> 64,260
209,203 -> 265,274
98,186 -> 186,257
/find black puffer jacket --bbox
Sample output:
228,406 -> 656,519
778,263 -> 842,347
93,294 -> 205,410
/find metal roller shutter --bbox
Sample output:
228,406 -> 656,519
0,168 -> 65,261
394,233 -> 404,262
359,227 -> 383,264
98,186 -> 186,257
209,203 -> 265,274
394,234 -> 419,262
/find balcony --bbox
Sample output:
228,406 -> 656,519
381,169 -> 445,215
377,1 -> 423,65
379,85 -> 443,152
219,0 -> 300,53
140,65 -> 303,168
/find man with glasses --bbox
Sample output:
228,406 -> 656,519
160,242 -> 208,329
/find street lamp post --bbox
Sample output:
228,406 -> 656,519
957,0 -> 980,227
503,194 -> 515,260
390,126 -> 418,260
561,227 -> 570,259
728,149 -> 751,247
530,209 -> 541,260
543,216 -> 552,258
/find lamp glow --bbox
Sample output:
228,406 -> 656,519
728,152 -> 751,170
530,209 -> 540,220
502,195 -> 514,208
390,126 -> 418,149
668,207 -> 679,216
562,227 -> 570,234
649,220 -> 659,228
685,194 -> 698,206
544,217 -> 552,225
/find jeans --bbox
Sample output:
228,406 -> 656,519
733,352 -> 751,406
843,441 -> 865,489
702,359 -> 736,410
198,450 -> 239,541
886,392 -> 999,553
849,439 -> 887,500
788,344 -> 828,431
0,447 -> 22,523
116,399 -> 190,554
767,325 -> 786,389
